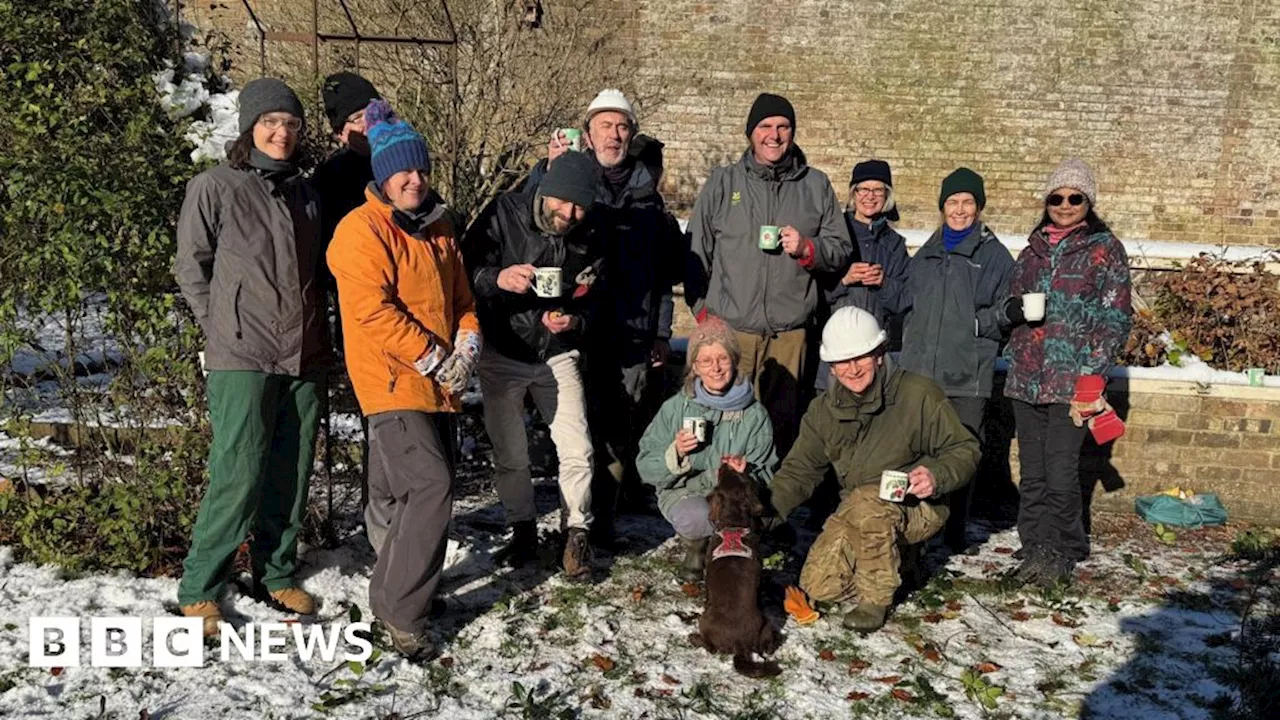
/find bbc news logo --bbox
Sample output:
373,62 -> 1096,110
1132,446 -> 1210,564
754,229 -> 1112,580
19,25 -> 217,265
29,617 -> 374,668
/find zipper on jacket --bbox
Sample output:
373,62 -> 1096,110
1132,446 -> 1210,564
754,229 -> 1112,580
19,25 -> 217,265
233,281 -> 244,340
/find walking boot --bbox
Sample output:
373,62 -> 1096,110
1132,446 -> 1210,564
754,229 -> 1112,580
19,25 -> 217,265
678,537 -> 709,583
1009,546 -> 1051,587
842,603 -> 890,634
380,619 -> 439,663
562,527 -> 594,582
494,520 -> 539,568
181,601 -> 223,638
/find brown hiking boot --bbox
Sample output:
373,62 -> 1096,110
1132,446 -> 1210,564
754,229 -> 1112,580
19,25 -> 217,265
562,528 -> 593,582
181,601 -> 223,637
267,587 -> 316,615
380,620 -> 439,663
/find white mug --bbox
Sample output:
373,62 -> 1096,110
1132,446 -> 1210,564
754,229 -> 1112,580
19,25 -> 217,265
533,267 -> 563,298
682,416 -> 708,443
879,470 -> 910,503
1022,292 -> 1046,323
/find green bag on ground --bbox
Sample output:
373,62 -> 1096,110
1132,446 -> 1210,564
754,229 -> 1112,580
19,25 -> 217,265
1135,493 -> 1228,528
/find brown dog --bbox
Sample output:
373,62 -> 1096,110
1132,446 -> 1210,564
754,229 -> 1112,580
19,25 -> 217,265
688,463 -> 781,678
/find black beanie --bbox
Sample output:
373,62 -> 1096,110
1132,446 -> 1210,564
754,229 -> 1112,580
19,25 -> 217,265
745,93 -> 796,136
322,72 -> 381,133
939,167 -> 986,210
238,78 -> 305,134
850,159 -> 899,222
538,152 -> 600,208
850,159 -> 892,188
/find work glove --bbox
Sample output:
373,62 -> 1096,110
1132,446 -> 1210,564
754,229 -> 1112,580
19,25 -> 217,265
435,330 -> 482,395
413,340 -> 448,378
784,586 -> 821,626
1003,296 -> 1026,326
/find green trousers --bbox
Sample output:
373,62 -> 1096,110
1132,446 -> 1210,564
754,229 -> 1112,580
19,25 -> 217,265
177,370 -> 322,605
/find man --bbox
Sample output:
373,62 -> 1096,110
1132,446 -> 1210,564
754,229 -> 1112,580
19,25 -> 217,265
687,92 -> 852,454
538,89 -> 683,539
462,152 -> 604,581
314,71 -> 382,252
327,100 -> 480,661
769,307 -> 979,633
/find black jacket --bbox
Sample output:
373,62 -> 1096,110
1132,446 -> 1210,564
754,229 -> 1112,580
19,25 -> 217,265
463,188 -> 606,364
528,156 -> 679,362
898,223 -> 1014,398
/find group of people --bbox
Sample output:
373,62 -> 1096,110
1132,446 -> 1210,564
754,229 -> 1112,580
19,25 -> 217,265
171,74 -> 1132,658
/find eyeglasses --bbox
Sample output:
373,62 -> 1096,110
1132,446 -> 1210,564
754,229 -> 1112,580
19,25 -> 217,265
1047,193 -> 1086,207
853,187 -> 887,198
258,116 -> 303,132
694,356 -> 733,370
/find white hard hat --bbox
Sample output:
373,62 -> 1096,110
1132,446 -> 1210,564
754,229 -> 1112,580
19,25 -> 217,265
820,307 -> 888,363
585,88 -> 637,129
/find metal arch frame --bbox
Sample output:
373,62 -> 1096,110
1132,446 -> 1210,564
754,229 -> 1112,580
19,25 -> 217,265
236,0 -> 459,77
229,0 -> 463,192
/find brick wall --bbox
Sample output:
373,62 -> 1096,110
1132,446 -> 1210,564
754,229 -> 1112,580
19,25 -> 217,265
1064,379 -> 1280,524
622,0 -> 1280,247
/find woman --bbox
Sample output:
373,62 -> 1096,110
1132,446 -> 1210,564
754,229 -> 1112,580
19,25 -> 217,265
636,318 -> 778,581
328,100 -> 480,660
1003,158 -> 1132,586
173,78 -> 327,635
898,167 -> 1014,553
816,159 -> 911,392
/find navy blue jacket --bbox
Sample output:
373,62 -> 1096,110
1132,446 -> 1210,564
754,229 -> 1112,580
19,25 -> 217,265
821,213 -> 911,326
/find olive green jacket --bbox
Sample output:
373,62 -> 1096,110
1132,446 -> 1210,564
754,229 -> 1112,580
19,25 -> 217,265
770,362 -> 980,520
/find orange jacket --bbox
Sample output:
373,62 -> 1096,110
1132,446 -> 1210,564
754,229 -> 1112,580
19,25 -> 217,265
328,188 -> 479,416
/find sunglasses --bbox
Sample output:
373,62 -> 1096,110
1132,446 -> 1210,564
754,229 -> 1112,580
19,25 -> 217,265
1047,193 -> 1086,207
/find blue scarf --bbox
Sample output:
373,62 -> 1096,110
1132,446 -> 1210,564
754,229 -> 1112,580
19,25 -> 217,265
943,224 -> 974,253
693,379 -> 754,412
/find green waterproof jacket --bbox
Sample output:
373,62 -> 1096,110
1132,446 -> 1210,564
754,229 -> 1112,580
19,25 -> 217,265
770,362 -> 980,520
636,385 -> 779,518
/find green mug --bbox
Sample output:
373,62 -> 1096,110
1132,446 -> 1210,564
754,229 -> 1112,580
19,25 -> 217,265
758,225 -> 782,251
560,128 -> 583,152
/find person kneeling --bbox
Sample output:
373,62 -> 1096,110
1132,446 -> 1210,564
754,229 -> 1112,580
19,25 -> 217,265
636,318 -> 778,582
768,308 -> 979,633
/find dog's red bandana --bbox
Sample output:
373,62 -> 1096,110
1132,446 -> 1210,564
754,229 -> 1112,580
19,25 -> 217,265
711,527 -> 753,561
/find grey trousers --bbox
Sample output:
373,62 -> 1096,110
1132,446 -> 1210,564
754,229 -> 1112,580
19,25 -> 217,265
664,496 -> 715,540
366,410 -> 453,634
478,348 -> 594,530
365,413 -> 455,555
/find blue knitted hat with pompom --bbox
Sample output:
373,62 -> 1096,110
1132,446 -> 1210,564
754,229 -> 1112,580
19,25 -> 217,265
365,99 -> 430,187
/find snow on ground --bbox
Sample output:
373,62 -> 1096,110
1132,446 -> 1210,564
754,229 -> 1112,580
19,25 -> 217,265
0,432 -> 72,487
0,479 -> 1267,720
5,300 -> 119,379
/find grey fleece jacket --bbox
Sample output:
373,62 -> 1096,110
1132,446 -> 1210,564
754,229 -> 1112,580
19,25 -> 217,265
687,147 -> 852,334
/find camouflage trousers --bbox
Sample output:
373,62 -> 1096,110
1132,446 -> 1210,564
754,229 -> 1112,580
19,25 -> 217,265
799,483 -> 948,606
